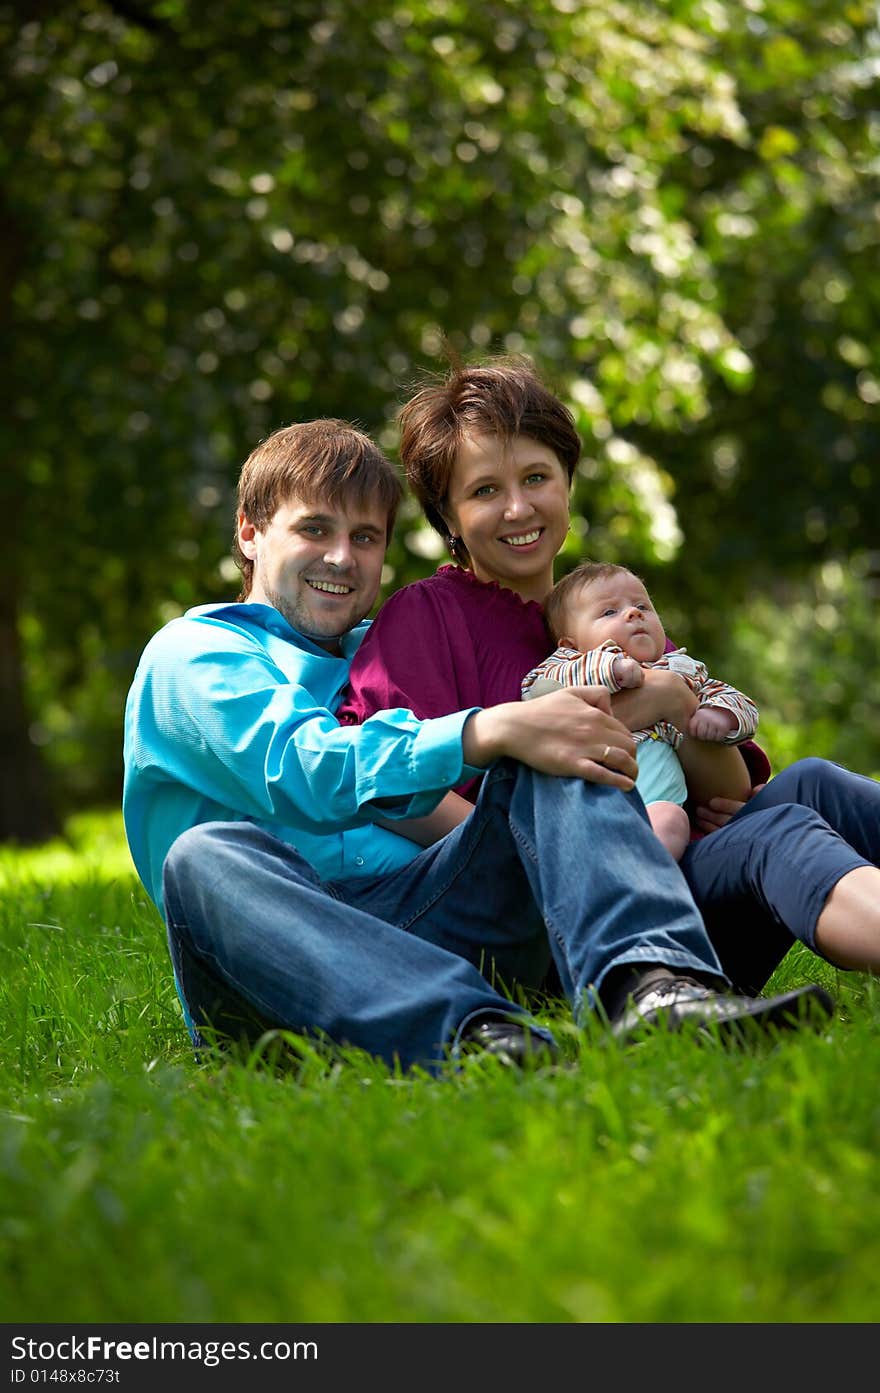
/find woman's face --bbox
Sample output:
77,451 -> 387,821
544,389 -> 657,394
443,432 -> 571,603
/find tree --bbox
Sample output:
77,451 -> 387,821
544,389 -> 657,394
631,2 -> 880,654
3,0 -> 877,837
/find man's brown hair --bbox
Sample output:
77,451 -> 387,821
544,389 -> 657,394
233,419 -> 402,598
397,357 -> 581,566
544,562 -> 640,642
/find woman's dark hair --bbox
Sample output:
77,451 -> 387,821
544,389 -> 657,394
397,357 -> 581,565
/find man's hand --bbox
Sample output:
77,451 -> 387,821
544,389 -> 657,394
688,707 -> 737,742
612,655 -> 644,690
463,686 -> 638,790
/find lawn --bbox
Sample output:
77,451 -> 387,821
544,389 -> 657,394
1,812 -> 878,1322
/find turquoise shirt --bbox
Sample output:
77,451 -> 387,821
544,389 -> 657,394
123,602 -> 481,911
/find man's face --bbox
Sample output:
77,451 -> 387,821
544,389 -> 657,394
237,493 -> 389,652
560,572 -> 667,664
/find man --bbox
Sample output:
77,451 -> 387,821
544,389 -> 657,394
122,420 -> 831,1072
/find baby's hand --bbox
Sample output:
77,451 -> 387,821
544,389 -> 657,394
612,655 -> 644,690
688,707 -> 737,742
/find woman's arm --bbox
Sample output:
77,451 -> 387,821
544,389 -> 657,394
612,666 -> 753,804
676,737 -> 752,807
373,789 -> 473,847
374,684 -> 644,849
610,666 -> 698,733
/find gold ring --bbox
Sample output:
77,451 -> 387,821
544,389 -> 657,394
602,744 -> 612,762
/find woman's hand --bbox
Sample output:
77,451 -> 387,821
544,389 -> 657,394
612,666 -> 698,734
692,785 -> 766,836
463,686 -> 639,790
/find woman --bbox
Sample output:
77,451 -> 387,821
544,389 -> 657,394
341,358 -> 880,993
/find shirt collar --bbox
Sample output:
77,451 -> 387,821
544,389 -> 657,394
185,601 -> 370,659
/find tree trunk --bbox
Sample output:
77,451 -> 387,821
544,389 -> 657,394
0,64 -> 62,845
0,580 -> 61,844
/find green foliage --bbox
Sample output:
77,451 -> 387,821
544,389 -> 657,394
634,2 -> 880,617
3,0 -> 879,822
1,813 -> 879,1322
714,557 -> 880,779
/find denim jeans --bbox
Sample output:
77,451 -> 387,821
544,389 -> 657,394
162,760 -> 721,1072
683,757 -> 879,993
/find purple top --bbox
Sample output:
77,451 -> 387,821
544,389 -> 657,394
339,566 -> 552,800
339,563 -> 770,801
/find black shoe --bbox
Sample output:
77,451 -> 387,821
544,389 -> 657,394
459,1017 -> 559,1067
610,975 -> 834,1046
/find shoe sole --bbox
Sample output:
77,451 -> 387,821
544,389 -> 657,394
457,1032 -> 560,1069
614,982 -> 834,1047
707,983 -> 834,1044
470,1041 -> 560,1068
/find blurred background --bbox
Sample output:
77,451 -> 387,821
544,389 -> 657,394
3,0 -> 879,844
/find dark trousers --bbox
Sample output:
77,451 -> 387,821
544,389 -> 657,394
681,757 -> 878,993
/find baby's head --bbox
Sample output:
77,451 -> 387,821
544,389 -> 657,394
545,562 -> 667,663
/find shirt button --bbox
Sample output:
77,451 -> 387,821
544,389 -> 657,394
355,856 -> 364,866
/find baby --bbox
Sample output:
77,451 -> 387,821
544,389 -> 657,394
522,562 -> 758,860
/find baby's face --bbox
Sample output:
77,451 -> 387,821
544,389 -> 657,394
558,572 -> 667,663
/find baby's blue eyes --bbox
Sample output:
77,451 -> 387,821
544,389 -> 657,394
600,603 -> 651,616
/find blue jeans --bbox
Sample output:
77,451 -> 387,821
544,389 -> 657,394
162,760 -> 721,1072
683,757 -> 879,993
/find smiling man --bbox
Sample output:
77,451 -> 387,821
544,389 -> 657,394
122,418 -> 831,1074
233,422 -> 394,650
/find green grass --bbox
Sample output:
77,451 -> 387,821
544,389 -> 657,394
1,812 -> 878,1322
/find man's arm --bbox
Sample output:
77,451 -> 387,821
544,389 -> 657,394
144,620 -> 636,836
131,616 -> 487,835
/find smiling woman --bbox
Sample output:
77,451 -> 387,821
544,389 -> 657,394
439,432 -> 571,605
339,358 -> 697,778
338,358 -> 880,997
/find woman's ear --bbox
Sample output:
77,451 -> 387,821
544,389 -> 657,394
436,502 -> 460,550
